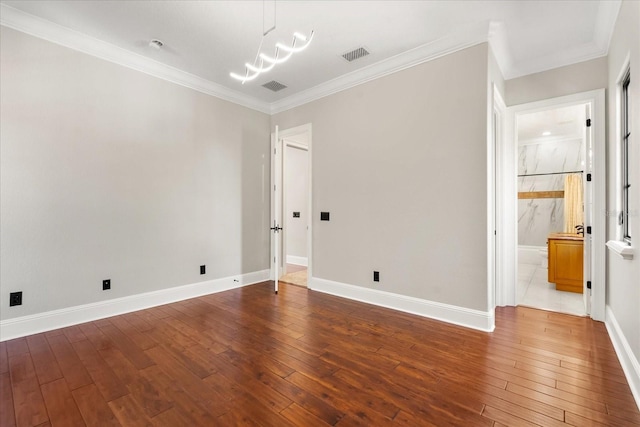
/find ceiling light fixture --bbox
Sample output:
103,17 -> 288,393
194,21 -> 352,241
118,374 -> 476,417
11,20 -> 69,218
542,131 -> 551,136
230,1 -> 314,84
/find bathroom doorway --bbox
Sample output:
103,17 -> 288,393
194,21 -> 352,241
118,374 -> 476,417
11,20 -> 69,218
496,89 -> 605,321
515,104 -> 588,316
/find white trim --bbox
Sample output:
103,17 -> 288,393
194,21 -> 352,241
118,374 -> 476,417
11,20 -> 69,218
605,306 -> 640,411
0,269 -> 270,342
270,21 -> 491,114
0,4 -> 271,114
286,255 -> 308,267
606,240 -> 634,260
309,277 -> 495,332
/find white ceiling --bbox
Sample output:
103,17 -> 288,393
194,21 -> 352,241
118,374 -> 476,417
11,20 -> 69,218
0,1 -> 621,113
518,104 -> 586,145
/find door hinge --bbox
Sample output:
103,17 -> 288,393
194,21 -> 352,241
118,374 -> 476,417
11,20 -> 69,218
586,118 -> 591,127
586,226 -> 592,234
587,281 -> 592,289
586,173 -> 592,182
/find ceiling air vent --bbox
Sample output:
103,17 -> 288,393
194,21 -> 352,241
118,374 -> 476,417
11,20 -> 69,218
262,80 -> 288,92
342,47 -> 370,62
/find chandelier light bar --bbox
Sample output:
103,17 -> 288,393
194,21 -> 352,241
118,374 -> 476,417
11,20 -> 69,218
230,31 -> 314,84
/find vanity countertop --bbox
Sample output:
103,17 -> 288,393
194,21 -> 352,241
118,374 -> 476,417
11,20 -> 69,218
548,232 -> 584,241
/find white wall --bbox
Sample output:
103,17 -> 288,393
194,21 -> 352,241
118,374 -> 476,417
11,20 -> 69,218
517,139 -> 584,246
505,57 -> 608,106
273,44 -> 490,313
0,27 -> 271,320
285,144 -> 309,263
606,0 -> 640,402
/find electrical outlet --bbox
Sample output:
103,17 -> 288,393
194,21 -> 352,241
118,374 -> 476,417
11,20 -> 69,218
373,271 -> 380,282
9,291 -> 22,306
103,279 -> 111,290
200,265 -> 206,275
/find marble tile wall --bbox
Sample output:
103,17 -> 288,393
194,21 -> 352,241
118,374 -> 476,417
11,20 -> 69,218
518,139 -> 583,246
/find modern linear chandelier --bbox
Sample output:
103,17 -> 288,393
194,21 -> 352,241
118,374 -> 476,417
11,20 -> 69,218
230,1 -> 314,84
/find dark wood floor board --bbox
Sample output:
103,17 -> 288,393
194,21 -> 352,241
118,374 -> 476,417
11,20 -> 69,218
280,402 -> 334,426
8,352 -> 50,427
146,345 -> 236,404
108,394 -> 154,427
77,322 -> 114,351
109,317 -> 157,351
25,334 -> 63,386
481,405 -> 541,427
560,360 -> 626,383
505,377 -> 608,413
143,363 -> 227,420
506,381 -> 640,425
45,334 -> 93,391
287,371 -> 396,427
205,350 -> 293,414
5,338 -> 29,358
40,378 -> 85,426
2,283 -> 639,426
71,339 -> 129,402
1,372 -> 17,427
96,323 -> 155,370
334,364 -> 495,427
61,325 -> 87,344
0,341 -> 9,374
72,383 -> 121,426
556,379 -> 639,408
515,360 -> 636,401
516,356 -> 629,386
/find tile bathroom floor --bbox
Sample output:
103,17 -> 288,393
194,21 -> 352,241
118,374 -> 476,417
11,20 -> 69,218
517,262 -> 586,316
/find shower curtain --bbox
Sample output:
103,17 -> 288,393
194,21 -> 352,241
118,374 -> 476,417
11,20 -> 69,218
564,174 -> 583,233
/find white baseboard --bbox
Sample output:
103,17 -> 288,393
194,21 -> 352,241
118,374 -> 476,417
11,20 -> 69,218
0,269 -> 270,342
286,255 -> 308,266
309,277 -> 495,332
605,305 -> 640,410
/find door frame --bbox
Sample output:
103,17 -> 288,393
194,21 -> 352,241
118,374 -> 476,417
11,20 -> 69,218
270,123 -> 313,286
497,89 -> 606,321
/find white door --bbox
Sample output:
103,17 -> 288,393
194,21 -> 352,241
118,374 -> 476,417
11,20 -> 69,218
583,105 -> 593,314
270,127 -> 284,294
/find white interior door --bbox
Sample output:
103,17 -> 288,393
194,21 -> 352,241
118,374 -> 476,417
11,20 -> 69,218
583,104 -> 593,315
270,127 -> 284,294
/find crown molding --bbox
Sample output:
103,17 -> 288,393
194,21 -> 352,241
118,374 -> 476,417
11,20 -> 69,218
0,4 -> 271,114
496,0 -> 620,80
270,20 -> 491,114
1,1 -> 622,115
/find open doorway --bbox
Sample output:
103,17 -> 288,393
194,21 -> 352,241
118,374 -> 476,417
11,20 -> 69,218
496,89 -> 606,322
270,124 -> 312,289
516,104 -> 588,316
280,137 -> 309,287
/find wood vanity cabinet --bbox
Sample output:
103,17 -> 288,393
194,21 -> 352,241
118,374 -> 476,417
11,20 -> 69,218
548,233 -> 584,294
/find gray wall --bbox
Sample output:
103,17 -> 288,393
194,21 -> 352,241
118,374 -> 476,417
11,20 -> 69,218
606,0 -> 640,369
0,27 -> 271,320
505,57 -> 608,106
273,44 -> 490,311
285,144 -> 309,260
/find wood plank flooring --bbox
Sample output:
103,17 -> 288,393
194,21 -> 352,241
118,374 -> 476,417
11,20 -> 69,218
1,282 -> 639,426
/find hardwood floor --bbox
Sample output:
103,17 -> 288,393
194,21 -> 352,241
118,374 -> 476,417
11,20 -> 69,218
2,282 -> 639,426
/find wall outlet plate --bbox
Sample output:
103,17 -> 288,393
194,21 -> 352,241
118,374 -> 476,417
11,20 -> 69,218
9,291 -> 22,306
373,271 -> 380,282
103,279 -> 111,290
321,212 -> 330,221
200,265 -> 206,275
